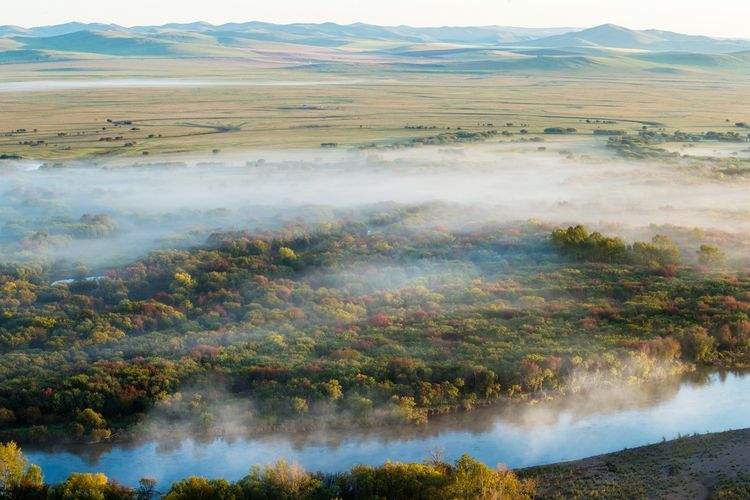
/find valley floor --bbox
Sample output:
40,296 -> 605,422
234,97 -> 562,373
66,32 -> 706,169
0,61 -> 748,160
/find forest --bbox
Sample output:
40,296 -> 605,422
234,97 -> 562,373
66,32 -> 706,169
1,203 -> 748,443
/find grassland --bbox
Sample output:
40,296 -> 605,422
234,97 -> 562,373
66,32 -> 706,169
0,59 -> 748,160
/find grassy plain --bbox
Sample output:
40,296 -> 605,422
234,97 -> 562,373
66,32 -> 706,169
0,58 -> 748,160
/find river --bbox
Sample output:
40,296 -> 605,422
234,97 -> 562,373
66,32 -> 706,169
25,371 -> 750,488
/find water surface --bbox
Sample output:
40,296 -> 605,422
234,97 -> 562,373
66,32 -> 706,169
26,371 -> 750,487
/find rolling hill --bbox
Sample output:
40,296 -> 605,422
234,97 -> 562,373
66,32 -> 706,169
0,21 -> 748,74
16,30 -> 177,57
2,21 -> 575,46
519,23 -> 750,53
0,25 -> 31,37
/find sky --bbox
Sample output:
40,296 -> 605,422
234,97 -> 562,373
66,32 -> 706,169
5,0 -> 750,39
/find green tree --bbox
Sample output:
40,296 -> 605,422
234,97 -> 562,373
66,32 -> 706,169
135,478 -> 157,500
344,461 -> 446,499
441,454 -> 535,499
237,460 -> 324,499
75,409 -> 112,442
698,245 -> 725,267
679,326 -> 718,362
50,472 -> 132,500
0,442 -> 44,496
163,477 -> 238,500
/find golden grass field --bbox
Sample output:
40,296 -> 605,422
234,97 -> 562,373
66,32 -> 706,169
0,58 -> 748,160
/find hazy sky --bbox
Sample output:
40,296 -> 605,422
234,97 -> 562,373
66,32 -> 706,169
6,0 -> 750,38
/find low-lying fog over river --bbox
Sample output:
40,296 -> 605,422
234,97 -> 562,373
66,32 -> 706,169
25,371 -> 750,487
5,144 -> 750,487
4,142 -> 750,272
0,78 -> 363,93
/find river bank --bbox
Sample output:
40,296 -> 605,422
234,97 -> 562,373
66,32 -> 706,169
8,427 -> 750,498
22,370 -> 750,487
522,427 -> 750,498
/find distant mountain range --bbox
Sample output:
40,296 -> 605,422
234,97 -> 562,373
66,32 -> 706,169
1,21 -> 749,73
0,21 -> 576,45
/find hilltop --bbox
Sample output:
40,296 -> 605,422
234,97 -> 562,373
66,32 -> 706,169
518,23 -> 750,53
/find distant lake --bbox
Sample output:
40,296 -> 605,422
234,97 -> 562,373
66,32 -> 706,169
0,79 -> 361,93
25,371 -> 750,488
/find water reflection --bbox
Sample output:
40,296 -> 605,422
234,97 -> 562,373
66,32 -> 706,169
26,370 -> 749,487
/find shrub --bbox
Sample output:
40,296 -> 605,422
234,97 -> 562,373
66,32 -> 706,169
238,460 -> 325,499
164,476 -> 238,499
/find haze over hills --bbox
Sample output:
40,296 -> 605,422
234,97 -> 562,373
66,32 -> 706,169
0,20 -> 749,74
521,23 -> 750,53
0,21 -> 575,45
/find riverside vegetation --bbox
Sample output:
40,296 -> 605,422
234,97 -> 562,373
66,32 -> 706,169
0,441 -> 536,499
3,430 -> 750,499
1,205 -> 749,444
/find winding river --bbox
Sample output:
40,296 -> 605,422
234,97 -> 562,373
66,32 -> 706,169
26,371 -> 750,487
